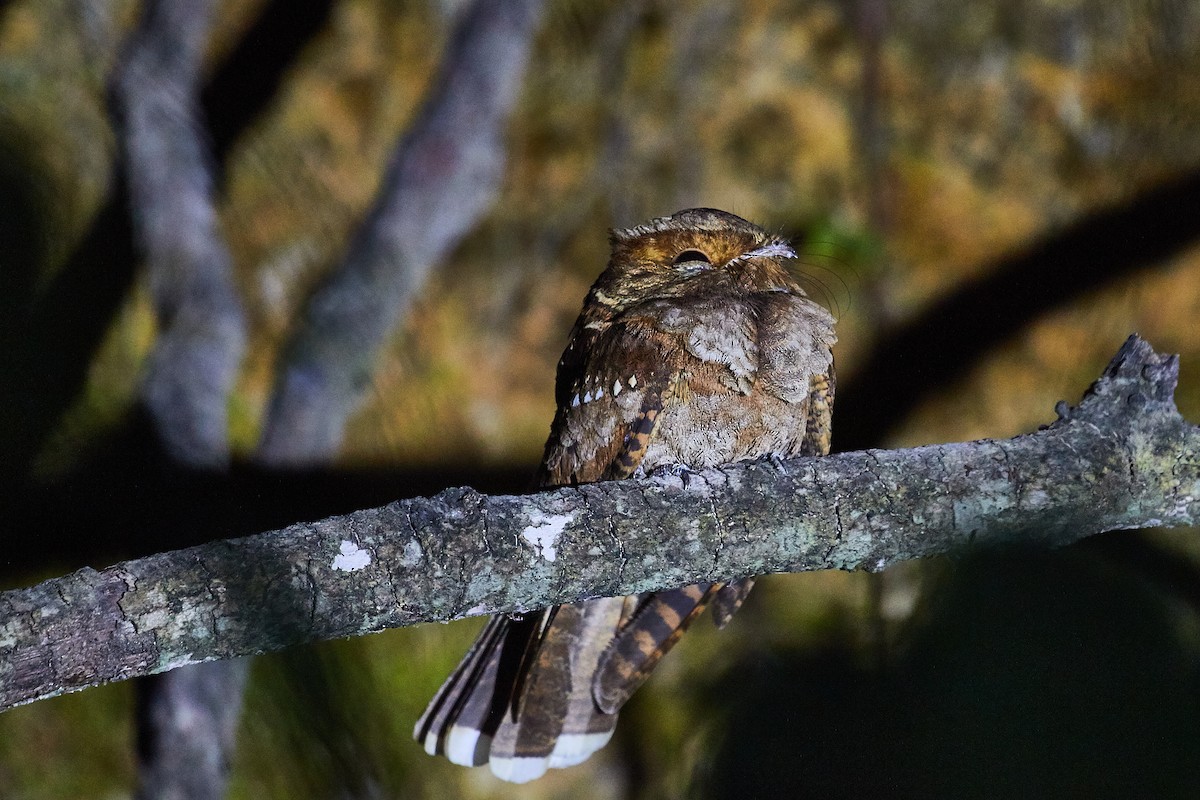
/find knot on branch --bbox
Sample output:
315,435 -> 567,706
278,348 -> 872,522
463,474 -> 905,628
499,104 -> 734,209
1054,335 -> 1180,426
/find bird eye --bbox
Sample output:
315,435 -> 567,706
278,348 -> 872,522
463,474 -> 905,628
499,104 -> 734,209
672,249 -> 711,265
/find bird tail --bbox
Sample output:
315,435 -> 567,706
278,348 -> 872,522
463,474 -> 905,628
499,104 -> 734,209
413,598 -> 625,783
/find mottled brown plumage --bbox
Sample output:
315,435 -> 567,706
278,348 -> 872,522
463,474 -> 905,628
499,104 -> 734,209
414,208 -> 836,782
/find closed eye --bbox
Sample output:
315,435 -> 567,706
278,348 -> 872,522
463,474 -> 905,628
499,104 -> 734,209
672,249 -> 711,265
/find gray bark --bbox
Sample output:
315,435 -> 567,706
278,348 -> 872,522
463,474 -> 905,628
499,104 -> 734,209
112,2 -> 249,796
135,660 -> 249,800
2,335 -> 1197,713
256,0 -> 546,467
112,0 -> 246,469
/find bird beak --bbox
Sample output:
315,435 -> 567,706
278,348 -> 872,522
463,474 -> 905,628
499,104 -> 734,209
744,242 -> 797,260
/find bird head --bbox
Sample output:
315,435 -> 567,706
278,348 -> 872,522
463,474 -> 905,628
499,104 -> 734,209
582,208 -> 803,322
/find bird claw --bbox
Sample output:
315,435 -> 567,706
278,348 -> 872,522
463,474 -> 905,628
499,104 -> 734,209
655,462 -> 695,488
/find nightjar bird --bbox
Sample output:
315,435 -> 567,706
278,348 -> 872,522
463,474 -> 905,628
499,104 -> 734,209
414,208 -> 836,782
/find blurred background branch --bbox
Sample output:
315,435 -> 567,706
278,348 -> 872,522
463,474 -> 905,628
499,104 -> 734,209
113,0 -> 246,469
255,0 -> 546,467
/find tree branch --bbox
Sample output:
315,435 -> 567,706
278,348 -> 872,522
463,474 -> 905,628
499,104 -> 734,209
255,0 -> 546,466
110,2 -> 252,795
2,335 -> 1197,713
112,0 -> 247,469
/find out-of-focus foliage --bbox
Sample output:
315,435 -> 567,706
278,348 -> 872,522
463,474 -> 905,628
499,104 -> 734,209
2,0 -> 1200,797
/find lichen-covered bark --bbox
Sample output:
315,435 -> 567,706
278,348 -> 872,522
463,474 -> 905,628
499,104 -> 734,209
1,336 -> 1197,712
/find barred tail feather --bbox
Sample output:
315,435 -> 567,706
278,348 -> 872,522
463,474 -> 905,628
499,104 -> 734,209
592,583 -> 718,715
711,578 -> 755,629
414,600 -> 627,783
413,613 -> 545,766
489,597 -> 625,782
